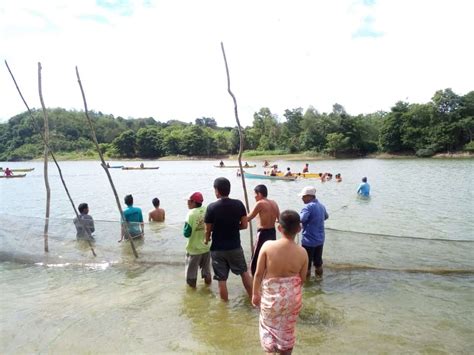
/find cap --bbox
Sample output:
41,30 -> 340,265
188,192 -> 204,203
298,186 -> 316,197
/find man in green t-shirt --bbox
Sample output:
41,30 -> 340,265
183,192 -> 211,288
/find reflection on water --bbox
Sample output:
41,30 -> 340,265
1,159 -> 473,352
1,263 -> 473,353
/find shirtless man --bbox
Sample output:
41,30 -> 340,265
270,165 -> 278,176
247,184 -> 280,276
148,197 -> 165,222
252,210 -> 308,354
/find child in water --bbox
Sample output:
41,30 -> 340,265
252,210 -> 308,354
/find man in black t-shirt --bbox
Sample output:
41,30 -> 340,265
205,177 -> 253,301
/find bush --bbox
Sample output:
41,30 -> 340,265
243,149 -> 288,157
6,143 -> 42,161
463,141 -> 474,152
416,148 -> 435,157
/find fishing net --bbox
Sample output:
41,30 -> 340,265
0,214 -> 472,274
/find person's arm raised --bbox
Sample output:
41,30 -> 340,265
247,201 -> 261,222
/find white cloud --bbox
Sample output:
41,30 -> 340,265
1,0 -> 473,127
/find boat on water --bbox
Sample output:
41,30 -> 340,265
0,174 -> 27,179
214,165 -> 257,168
107,165 -> 124,169
0,168 -> 35,172
275,172 -> 321,179
122,167 -> 160,170
243,171 -> 297,181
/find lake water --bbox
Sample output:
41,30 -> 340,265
1,158 -> 473,353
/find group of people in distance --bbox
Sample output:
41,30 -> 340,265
183,177 -> 328,353
73,195 -> 165,241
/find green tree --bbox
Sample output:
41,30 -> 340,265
112,130 -> 136,157
325,133 -> 350,157
379,101 -> 410,152
136,127 -> 164,158
195,117 -> 217,129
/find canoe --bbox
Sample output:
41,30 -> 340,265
0,174 -> 26,179
0,168 -> 35,172
243,172 -> 297,181
214,165 -> 257,168
107,165 -> 124,169
275,172 -> 321,179
122,167 -> 160,170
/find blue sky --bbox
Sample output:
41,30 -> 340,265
1,0 -> 473,127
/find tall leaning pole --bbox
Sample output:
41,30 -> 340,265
75,67 -> 139,259
220,42 -> 254,255
38,63 -> 51,253
5,61 -> 96,256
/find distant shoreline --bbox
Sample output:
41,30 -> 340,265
13,151 -> 472,162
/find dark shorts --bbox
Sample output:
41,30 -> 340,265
211,247 -> 248,281
303,244 -> 324,268
250,228 -> 276,276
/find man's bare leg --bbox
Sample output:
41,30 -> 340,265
240,271 -> 253,298
204,275 -> 212,285
218,280 -> 229,301
315,266 -> 323,278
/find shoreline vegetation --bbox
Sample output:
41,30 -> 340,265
1,88 -> 473,162
23,150 -> 473,162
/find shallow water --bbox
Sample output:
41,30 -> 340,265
0,158 -> 473,353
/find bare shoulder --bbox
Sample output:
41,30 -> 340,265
297,244 -> 307,256
261,239 -> 277,252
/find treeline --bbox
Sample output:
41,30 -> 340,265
0,88 -> 472,161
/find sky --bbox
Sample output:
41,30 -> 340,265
1,0 -> 473,127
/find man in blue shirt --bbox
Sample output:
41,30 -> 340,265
299,186 -> 328,278
357,177 -> 371,197
121,194 -> 144,241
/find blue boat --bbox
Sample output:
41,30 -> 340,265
243,171 -> 297,181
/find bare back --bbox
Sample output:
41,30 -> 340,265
149,208 -> 165,222
260,238 -> 308,280
248,198 -> 280,229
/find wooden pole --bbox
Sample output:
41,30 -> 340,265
75,66 -> 139,258
38,62 -> 51,253
5,60 -> 96,256
220,42 -> 254,255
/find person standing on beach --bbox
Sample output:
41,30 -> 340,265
73,203 -> 95,240
247,184 -> 280,276
299,186 -> 328,278
183,192 -> 211,288
148,197 -> 165,222
204,177 -> 253,301
120,194 -> 144,241
357,177 -> 370,197
252,210 -> 308,354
